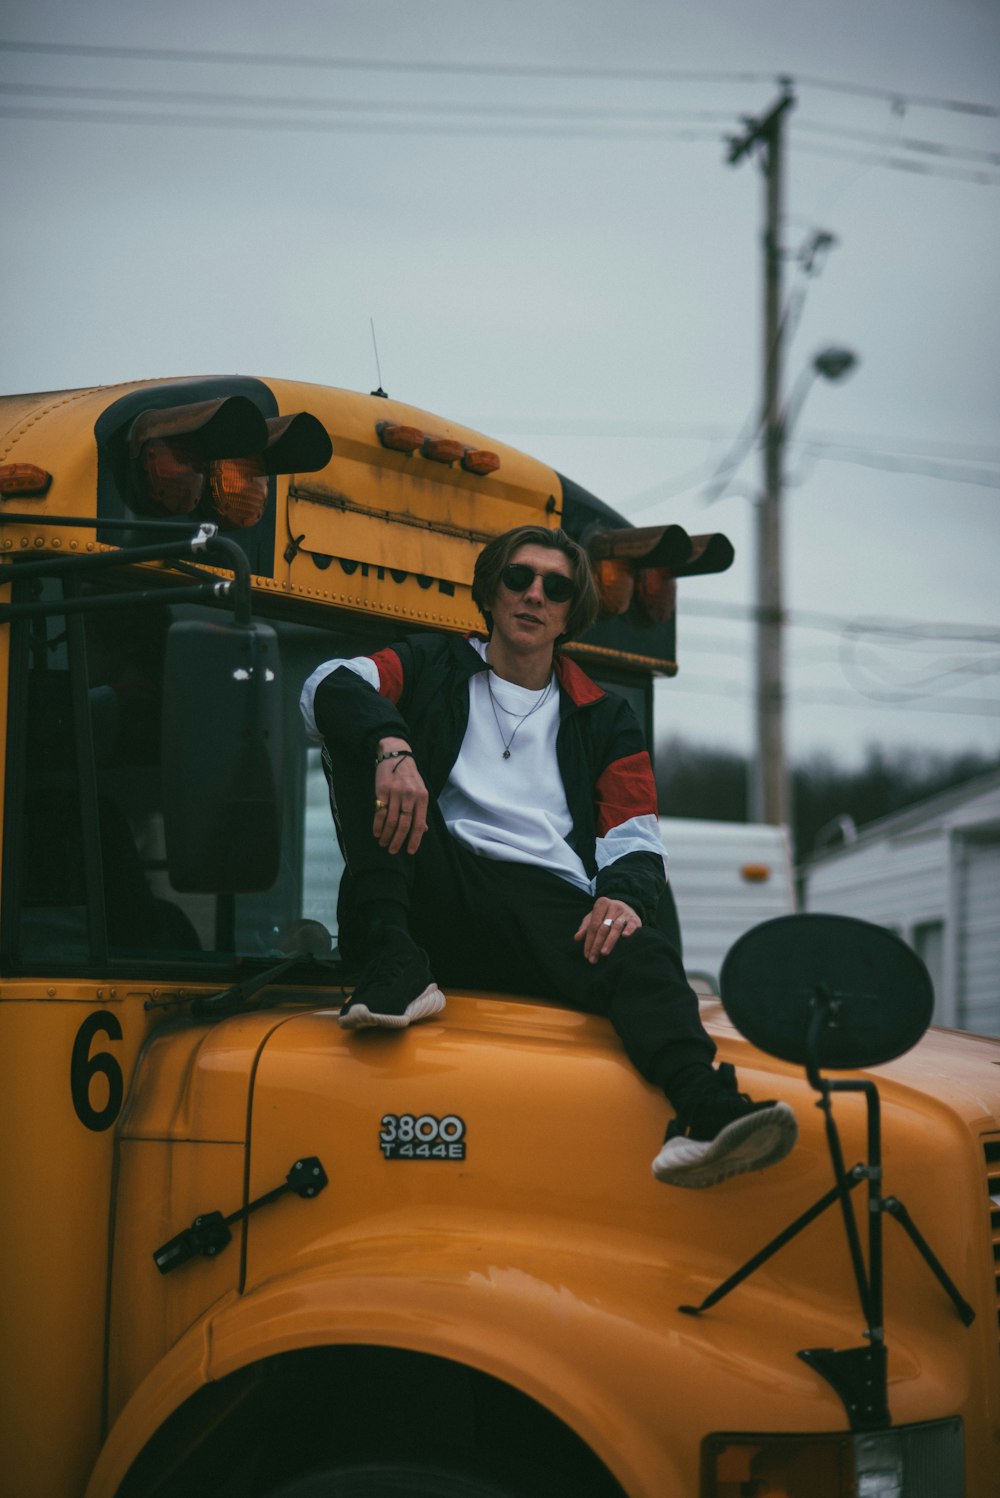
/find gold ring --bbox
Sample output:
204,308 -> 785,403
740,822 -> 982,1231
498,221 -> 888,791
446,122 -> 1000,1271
374,799 -> 386,811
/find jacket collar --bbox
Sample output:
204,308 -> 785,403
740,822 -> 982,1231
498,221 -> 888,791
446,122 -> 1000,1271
463,634 -> 605,709
459,634 -> 492,680
554,652 -> 606,708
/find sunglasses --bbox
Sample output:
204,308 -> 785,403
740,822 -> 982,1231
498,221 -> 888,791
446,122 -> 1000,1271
500,562 -> 575,604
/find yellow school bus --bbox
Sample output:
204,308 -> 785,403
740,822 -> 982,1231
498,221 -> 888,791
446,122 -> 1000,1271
1,375 -> 998,1498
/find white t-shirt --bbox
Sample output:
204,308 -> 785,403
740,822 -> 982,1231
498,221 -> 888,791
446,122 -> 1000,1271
438,639 -> 592,893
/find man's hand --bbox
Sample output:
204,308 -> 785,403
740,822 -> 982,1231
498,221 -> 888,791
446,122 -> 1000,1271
574,897 -> 642,964
373,738 -> 429,855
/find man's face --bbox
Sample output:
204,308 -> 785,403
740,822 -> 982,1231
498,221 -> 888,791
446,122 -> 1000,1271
489,543 -> 574,657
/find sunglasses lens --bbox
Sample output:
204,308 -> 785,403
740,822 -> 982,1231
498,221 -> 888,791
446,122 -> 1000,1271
543,574 -> 573,602
502,564 -> 534,592
501,563 -> 574,603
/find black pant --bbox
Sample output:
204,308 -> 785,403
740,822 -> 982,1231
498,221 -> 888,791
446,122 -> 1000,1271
327,748 -> 715,1095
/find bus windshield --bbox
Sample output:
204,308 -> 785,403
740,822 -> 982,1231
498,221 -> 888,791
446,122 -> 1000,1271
1,570 -> 386,977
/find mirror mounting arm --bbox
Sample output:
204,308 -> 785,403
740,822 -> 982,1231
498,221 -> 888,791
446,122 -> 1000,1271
0,517 -> 253,630
197,530 -> 252,628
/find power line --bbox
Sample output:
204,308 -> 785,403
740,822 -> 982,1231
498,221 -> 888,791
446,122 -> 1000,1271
3,41 -> 997,119
669,600 -> 1000,721
7,98 -> 989,182
679,596 -> 1000,643
840,650 -> 1000,699
488,417 -> 1000,466
5,106 -> 993,185
695,265 -> 816,508
3,74 -> 996,182
796,686 -> 1000,716
796,118 -> 1000,168
2,94 -> 992,179
9,82 -> 993,167
3,80 -> 996,173
620,427 -> 1000,511
658,675 -> 1000,717
0,39 -> 774,86
800,429 -> 1000,463
789,137 -> 1000,186
677,637 -> 1000,685
0,80 -> 736,126
791,72 -> 1000,119
490,418 -> 738,441
799,441 -> 1000,490
0,102 -> 722,142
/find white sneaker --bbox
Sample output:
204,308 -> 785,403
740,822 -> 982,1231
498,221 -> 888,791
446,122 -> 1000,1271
338,929 -> 446,1031
653,1101 -> 797,1188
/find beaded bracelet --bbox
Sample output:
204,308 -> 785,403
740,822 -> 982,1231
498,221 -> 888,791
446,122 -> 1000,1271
374,748 -> 414,773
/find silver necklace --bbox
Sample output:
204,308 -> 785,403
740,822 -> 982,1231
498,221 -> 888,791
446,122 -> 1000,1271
485,671 -> 553,759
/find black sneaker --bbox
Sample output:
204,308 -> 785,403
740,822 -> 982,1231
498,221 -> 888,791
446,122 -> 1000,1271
652,1063 -> 797,1188
338,928 -> 445,1031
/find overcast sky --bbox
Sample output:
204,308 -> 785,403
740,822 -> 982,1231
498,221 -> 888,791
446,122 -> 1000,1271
2,0 -> 998,770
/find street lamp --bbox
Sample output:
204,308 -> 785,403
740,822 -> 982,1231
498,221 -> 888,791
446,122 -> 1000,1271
813,346 -> 857,381
751,344 -> 859,828
779,347 -> 859,443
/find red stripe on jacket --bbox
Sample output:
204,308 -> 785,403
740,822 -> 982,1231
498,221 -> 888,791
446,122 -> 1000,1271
370,647 -> 405,704
594,751 -> 658,836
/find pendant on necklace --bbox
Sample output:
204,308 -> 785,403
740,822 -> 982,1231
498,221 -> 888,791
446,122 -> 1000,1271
502,749 -> 511,759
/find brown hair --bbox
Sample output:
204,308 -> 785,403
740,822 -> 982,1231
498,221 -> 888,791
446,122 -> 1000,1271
472,525 -> 599,641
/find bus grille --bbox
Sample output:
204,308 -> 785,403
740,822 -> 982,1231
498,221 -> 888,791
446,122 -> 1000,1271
985,1136 -> 1000,1347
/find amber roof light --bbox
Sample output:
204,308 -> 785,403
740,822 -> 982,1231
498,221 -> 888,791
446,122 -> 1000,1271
0,463 -> 53,498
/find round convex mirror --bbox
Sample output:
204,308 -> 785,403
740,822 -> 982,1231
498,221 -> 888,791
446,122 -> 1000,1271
720,913 -> 934,1070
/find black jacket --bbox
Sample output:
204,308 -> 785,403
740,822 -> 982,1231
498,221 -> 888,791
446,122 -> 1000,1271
310,633 -> 666,922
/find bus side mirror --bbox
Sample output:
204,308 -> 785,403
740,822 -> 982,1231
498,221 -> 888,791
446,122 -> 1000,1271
162,620 -> 283,892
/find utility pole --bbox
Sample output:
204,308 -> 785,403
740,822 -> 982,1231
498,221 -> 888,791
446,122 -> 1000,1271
727,83 -> 795,826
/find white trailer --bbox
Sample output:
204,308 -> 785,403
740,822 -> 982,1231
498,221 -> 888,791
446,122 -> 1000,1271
800,768 -> 1000,1035
660,817 -> 796,985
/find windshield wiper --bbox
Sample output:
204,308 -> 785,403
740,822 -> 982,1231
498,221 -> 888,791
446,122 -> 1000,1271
144,951 -> 341,1020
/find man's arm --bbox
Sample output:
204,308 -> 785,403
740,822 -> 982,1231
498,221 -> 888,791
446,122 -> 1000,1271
302,647 -> 412,755
301,646 -> 430,855
592,710 -> 667,923
575,699 -> 667,959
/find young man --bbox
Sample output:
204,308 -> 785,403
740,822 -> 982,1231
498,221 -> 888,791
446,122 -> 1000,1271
300,525 -> 796,1189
